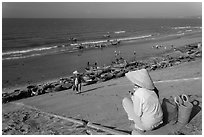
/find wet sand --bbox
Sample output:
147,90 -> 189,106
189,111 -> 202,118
2,31 -> 202,90
2,57 -> 202,135
2,31 -> 202,135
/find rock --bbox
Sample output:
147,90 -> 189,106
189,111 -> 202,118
62,82 -> 72,89
100,73 -> 114,82
42,84 -> 54,91
115,71 -> 125,78
27,85 -> 36,89
174,61 -> 181,65
54,85 -> 64,92
45,88 -> 53,93
36,88 -> 45,95
150,64 -> 157,70
20,124 -> 29,134
4,90 -> 21,102
20,89 -> 32,98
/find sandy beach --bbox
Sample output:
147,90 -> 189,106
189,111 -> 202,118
2,31 -> 202,90
2,57 -> 202,135
2,2 -> 202,135
2,31 -> 202,135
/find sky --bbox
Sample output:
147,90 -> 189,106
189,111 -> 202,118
2,2 -> 202,18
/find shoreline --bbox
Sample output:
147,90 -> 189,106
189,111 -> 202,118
3,29 -> 201,60
2,37 -> 202,103
2,31 -> 202,91
2,55 -> 202,135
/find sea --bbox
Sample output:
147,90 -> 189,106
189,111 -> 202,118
2,18 -> 202,88
2,18 -> 202,60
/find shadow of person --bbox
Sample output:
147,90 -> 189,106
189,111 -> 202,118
80,86 -> 105,94
153,87 -> 160,98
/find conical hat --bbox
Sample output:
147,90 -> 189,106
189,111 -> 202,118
73,70 -> 79,75
125,69 -> 155,90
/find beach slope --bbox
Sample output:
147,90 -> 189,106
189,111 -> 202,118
2,57 -> 202,135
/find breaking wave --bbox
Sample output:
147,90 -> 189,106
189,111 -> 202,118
2,45 -> 58,56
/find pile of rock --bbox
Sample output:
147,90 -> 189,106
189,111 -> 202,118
2,80 -> 73,103
2,42 -> 202,104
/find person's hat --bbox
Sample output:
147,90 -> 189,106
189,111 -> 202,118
73,70 -> 79,75
125,69 -> 155,90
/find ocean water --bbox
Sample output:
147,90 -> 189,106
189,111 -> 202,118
2,18 -> 201,60
2,18 -> 202,88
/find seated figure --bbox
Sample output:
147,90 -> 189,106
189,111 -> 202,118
122,69 -> 163,134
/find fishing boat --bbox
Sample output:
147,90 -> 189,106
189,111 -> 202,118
103,34 -> 110,38
69,37 -> 77,42
111,40 -> 120,45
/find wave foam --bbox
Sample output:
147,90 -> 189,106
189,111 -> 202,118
2,53 -> 42,60
114,31 -> 126,34
172,26 -> 201,30
70,34 -> 152,46
2,45 -> 58,56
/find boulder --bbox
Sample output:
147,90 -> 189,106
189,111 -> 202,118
2,89 -> 32,103
44,88 -> 54,93
61,82 -> 72,89
115,71 -> 125,78
54,85 -> 64,92
42,84 -> 54,91
100,73 -> 114,82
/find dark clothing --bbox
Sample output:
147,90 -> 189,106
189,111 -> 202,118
76,75 -> 82,83
73,75 -> 83,93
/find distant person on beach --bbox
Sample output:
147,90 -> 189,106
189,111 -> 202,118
86,62 -> 90,70
118,51 -> 121,57
73,70 -> 83,94
94,62 -> 98,69
134,51 -> 136,56
114,50 -> 117,57
133,51 -> 136,60
122,69 -> 163,134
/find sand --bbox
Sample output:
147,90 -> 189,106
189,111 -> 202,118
2,31 -> 202,90
2,57 -> 202,135
2,31 -> 202,135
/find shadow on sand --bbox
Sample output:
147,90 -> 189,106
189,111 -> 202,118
80,86 -> 105,94
90,123 -> 132,134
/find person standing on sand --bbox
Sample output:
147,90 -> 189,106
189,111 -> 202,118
133,51 -> 136,61
122,69 -> 163,134
73,70 -> 83,94
94,62 -> 98,69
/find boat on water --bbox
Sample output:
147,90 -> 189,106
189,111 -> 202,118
115,31 -> 126,34
103,34 -> 110,38
69,37 -> 77,42
75,45 -> 84,49
111,40 -> 120,45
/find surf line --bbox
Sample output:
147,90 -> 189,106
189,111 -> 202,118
114,77 -> 202,87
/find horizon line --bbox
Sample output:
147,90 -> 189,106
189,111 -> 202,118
2,16 -> 202,19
